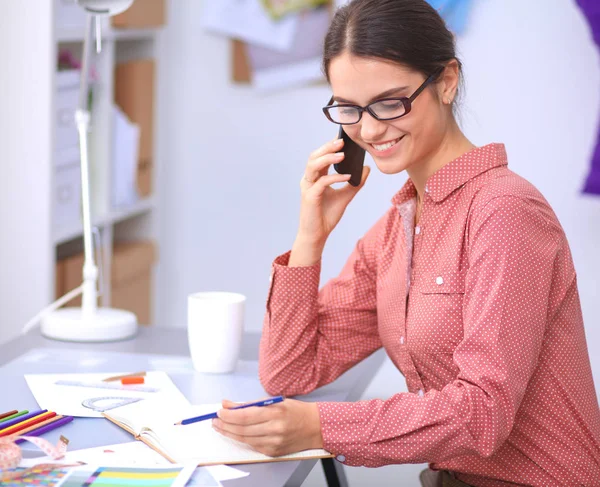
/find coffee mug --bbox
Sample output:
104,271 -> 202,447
187,292 -> 246,373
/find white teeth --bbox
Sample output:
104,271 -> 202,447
372,138 -> 401,151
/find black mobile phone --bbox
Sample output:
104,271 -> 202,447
334,126 -> 366,187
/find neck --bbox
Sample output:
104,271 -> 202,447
407,120 -> 475,199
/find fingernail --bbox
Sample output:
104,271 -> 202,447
335,152 -> 344,157
335,139 -> 344,145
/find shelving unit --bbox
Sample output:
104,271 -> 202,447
0,1 -> 163,344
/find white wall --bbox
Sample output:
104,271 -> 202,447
0,4 -> 54,344
157,0 -> 600,368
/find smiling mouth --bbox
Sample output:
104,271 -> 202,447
370,136 -> 404,152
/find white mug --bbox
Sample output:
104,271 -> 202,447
187,292 -> 246,374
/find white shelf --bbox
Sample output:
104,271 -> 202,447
53,197 -> 156,245
111,28 -> 158,41
108,196 -> 156,224
57,27 -> 159,43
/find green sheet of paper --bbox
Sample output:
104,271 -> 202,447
262,0 -> 330,20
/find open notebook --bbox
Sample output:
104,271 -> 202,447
102,399 -> 332,466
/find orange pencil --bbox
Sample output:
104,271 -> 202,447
0,411 -> 56,437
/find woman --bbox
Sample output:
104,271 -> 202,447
211,0 -> 600,485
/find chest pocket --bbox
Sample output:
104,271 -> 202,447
418,269 -> 466,295
409,268 -> 466,353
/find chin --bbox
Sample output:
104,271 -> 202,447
371,155 -> 409,175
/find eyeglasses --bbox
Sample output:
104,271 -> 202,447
322,67 -> 444,125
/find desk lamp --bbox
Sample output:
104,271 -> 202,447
23,0 -> 138,341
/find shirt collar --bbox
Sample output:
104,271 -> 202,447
391,143 -> 508,205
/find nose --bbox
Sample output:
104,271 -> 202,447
360,111 -> 387,142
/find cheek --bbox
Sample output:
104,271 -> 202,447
344,126 -> 362,144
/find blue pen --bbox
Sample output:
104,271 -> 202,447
175,396 -> 284,425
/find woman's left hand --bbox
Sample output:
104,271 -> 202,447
212,398 -> 323,457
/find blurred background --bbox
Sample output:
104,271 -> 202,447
0,0 -> 598,484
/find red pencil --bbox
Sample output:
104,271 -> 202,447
0,410 -> 18,421
0,411 -> 57,437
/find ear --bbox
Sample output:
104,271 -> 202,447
438,59 -> 460,105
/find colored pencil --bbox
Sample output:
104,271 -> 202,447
0,411 -> 56,437
175,396 -> 285,425
103,371 -> 147,382
0,410 -> 45,430
0,410 -> 18,421
0,410 -> 28,424
13,415 -> 64,437
15,415 -> 73,444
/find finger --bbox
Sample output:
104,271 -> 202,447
217,405 -> 275,426
305,173 -> 352,198
212,417 -> 273,438
221,399 -> 242,409
303,152 -> 345,184
309,138 -> 344,161
221,396 -> 273,409
332,166 -> 370,206
213,425 -> 259,447
213,427 -> 284,457
336,165 -> 370,196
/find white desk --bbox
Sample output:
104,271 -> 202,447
0,327 -> 385,487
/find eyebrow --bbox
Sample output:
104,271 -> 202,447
333,86 -> 410,105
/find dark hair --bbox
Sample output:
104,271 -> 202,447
322,0 -> 463,103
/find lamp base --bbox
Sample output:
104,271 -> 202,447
41,307 -> 138,342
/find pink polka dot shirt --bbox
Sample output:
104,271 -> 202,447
259,144 -> 600,486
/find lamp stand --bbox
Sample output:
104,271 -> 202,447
41,10 -> 137,342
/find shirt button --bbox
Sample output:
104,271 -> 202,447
418,389 -> 424,397
336,455 -> 346,463
400,336 -> 405,345
415,226 -> 421,235
424,185 -> 430,193
269,272 -> 274,283
435,276 -> 444,285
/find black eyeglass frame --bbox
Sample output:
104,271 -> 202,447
322,67 -> 445,125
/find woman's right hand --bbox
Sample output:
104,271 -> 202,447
290,137 -> 370,267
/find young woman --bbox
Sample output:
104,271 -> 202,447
211,1 -> 600,485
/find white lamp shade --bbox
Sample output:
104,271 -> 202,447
76,0 -> 135,16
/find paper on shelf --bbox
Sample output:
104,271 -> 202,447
201,0 -> 299,52
24,371 -> 190,418
111,104 -> 140,208
246,7 -> 330,92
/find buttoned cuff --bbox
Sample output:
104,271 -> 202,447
317,401 -> 373,467
266,251 -> 321,318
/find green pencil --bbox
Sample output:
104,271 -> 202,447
0,410 -> 28,423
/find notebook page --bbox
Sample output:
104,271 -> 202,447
104,397 -> 191,436
148,404 -> 330,464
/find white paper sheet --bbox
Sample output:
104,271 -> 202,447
112,104 -> 140,208
19,441 -> 247,484
201,0 -> 299,52
25,371 -> 190,418
246,7 -> 330,92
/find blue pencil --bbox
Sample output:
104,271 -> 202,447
175,396 -> 284,425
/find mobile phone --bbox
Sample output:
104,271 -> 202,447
334,126 -> 366,187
